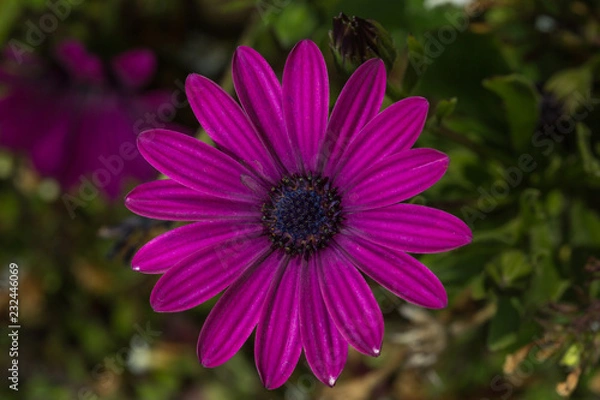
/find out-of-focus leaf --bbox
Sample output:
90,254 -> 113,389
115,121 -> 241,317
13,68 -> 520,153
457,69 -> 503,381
576,123 -> 600,177
525,254 -> 569,307
403,34 -> 427,94
272,2 -> 318,48
520,191 -> 563,261
422,244 -> 496,288
483,74 -> 541,152
486,250 -> 532,289
519,189 -> 544,226
0,0 -> 21,44
545,67 -> 593,114
435,97 -> 458,122
417,31 -> 511,139
217,0 -> 253,13
569,200 -> 600,247
469,272 -> 487,300
560,343 -> 583,368
487,296 -> 521,351
546,190 -> 565,218
470,215 -> 523,246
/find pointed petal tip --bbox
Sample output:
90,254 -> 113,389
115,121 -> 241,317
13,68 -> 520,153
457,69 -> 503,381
197,343 -> 214,367
410,95 -> 430,109
184,73 -> 199,91
327,376 -> 338,387
295,38 -> 318,50
372,347 -> 381,357
149,285 -> 181,313
185,73 -> 210,92
455,219 -> 474,245
185,72 -> 199,83
260,373 -> 283,391
362,58 -> 386,75
423,292 -> 448,309
136,129 -> 159,148
198,352 -> 220,368
233,45 -> 256,63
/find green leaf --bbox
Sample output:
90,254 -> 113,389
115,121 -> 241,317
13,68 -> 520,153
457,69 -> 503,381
483,74 -> 541,152
560,343 -> 583,368
469,273 -> 487,300
525,254 -> 570,307
0,0 -> 21,44
434,97 -> 458,122
486,250 -> 532,288
545,66 -> 593,114
545,190 -> 565,218
402,34 -> 427,94
487,296 -> 521,351
576,123 -> 600,177
569,200 -> 600,247
272,3 -> 318,48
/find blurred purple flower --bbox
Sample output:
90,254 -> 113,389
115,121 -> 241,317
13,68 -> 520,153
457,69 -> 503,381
0,40 -> 170,198
125,40 -> 472,388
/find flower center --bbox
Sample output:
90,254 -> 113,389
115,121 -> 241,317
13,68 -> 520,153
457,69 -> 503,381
262,174 -> 343,257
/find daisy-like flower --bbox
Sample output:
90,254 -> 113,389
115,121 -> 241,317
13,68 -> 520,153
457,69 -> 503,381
125,39 -> 472,389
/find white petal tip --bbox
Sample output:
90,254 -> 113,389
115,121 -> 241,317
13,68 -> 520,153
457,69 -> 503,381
132,266 -> 140,271
372,347 -> 381,356
328,376 -> 337,387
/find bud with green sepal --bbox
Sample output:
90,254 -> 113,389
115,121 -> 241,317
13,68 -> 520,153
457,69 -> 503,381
329,13 -> 397,76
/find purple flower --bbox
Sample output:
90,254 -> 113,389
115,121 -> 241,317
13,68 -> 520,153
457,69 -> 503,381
125,40 -> 472,388
0,40 -> 169,198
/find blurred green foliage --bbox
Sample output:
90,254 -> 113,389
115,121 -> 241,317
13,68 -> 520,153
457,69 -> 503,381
1,0 -> 599,399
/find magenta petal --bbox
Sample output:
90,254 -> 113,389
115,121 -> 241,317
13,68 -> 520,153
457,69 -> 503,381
348,204 -> 473,254
322,59 -> 386,175
198,251 -> 285,367
58,93 -> 150,198
28,102 -> 72,177
232,46 -> 296,173
54,40 -> 104,83
333,97 -> 429,184
150,233 -> 269,312
131,220 -> 244,274
132,220 -> 262,274
337,234 -> 447,308
300,255 -> 347,387
343,149 -> 449,210
282,40 -> 329,172
186,74 -> 281,181
125,179 -> 259,221
111,49 -> 157,89
137,219 -> 262,274
137,129 -> 263,201
255,257 -> 302,389
318,248 -> 384,356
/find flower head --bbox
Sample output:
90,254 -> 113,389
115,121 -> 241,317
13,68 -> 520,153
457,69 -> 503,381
0,40 -> 169,198
125,39 -> 472,389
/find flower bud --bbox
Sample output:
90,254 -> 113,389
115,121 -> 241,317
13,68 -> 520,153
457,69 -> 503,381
329,13 -> 397,75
